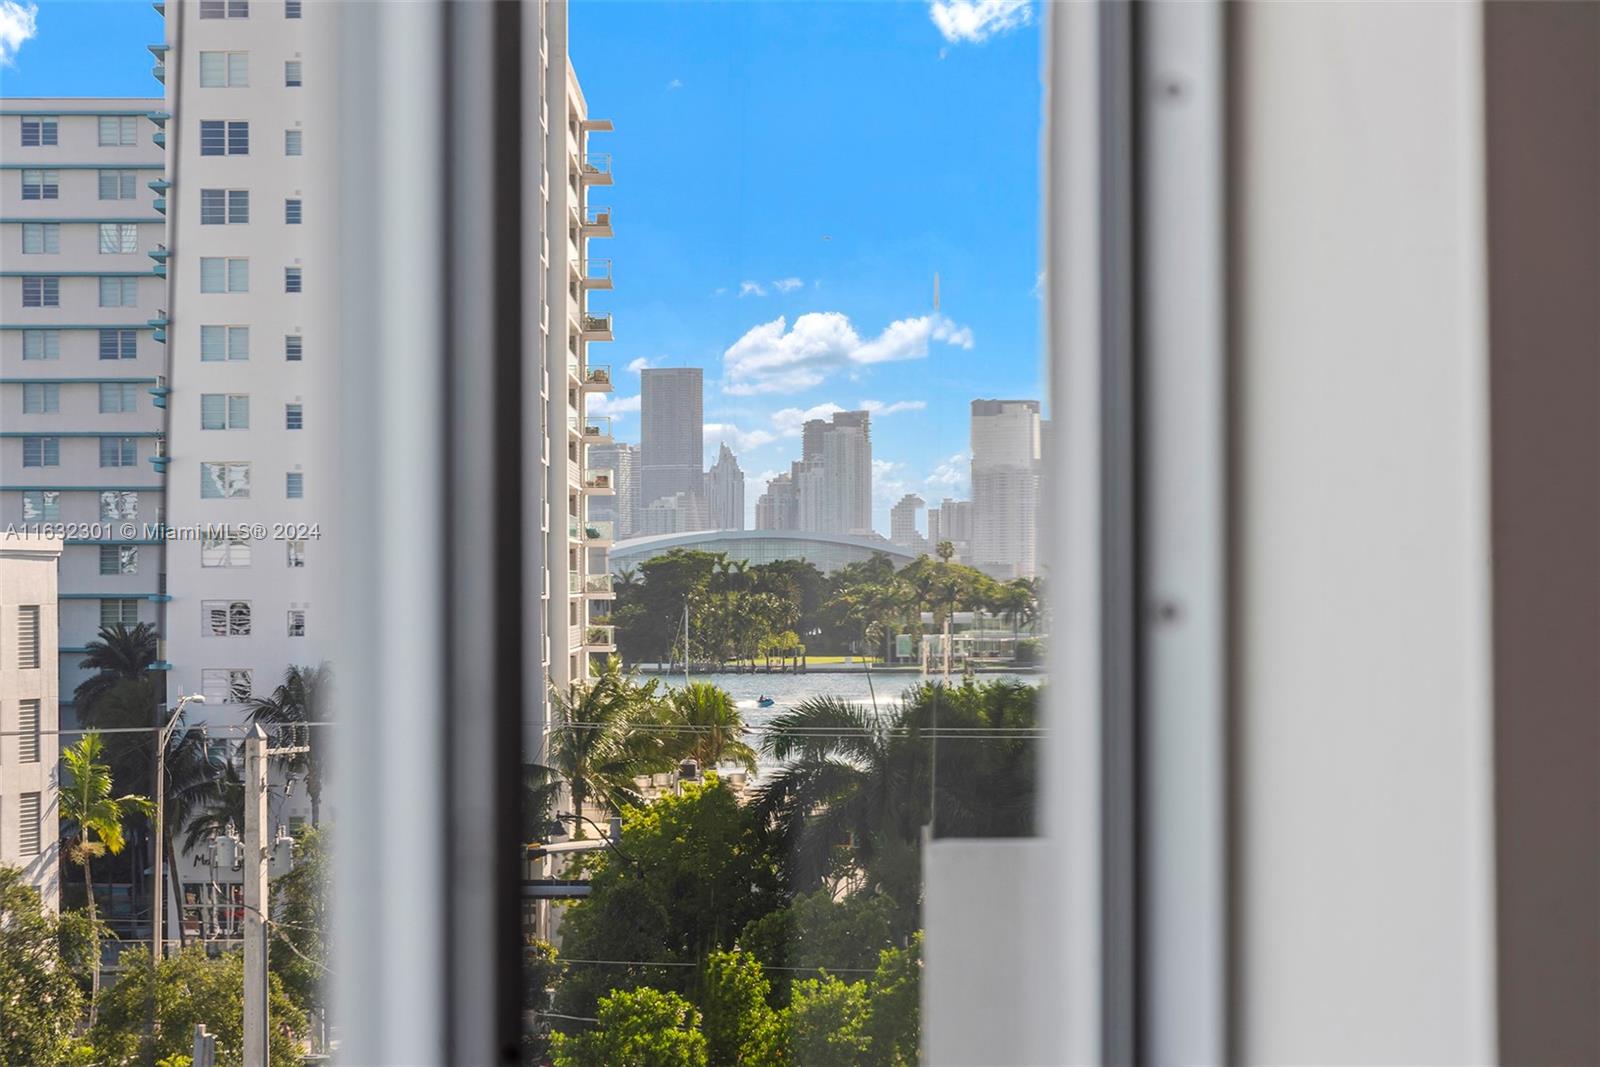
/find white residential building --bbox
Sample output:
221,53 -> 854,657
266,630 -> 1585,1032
797,410 -> 872,536
890,492 -> 927,553
587,441 -> 639,540
0,534 -> 62,906
704,441 -> 745,531
970,398 -> 1042,578
1,99 -> 167,712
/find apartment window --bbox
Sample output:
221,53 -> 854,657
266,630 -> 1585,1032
18,794 -> 41,856
285,0 -> 301,15
100,598 -> 139,627
200,188 -> 250,224
285,198 -> 302,224
286,471 -> 304,499
18,700 -> 41,763
201,531 -> 251,567
98,170 -> 137,200
200,324 -> 250,361
22,222 -> 60,254
21,277 -> 59,307
284,129 -> 303,156
285,266 -> 303,293
199,50 -> 249,87
99,328 -> 137,360
201,668 -> 253,704
285,403 -> 304,430
99,223 -> 138,254
21,437 -> 59,467
201,461 -> 251,499
199,0 -> 248,16
199,120 -> 249,156
20,169 -> 58,200
285,334 -> 303,361
100,544 -> 139,575
99,276 -> 139,307
285,60 -> 303,87
287,609 -> 306,637
98,116 -> 139,146
23,330 -> 60,360
99,382 -> 138,413
200,257 -> 249,293
204,600 -> 252,637
286,539 -> 306,567
21,490 -> 60,522
20,116 -> 58,146
201,393 -> 250,430
22,383 -> 59,414
100,490 -> 138,521
17,606 -> 40,668
100,436 -> 137,467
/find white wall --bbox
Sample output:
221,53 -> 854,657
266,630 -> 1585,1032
1232,4 -> 1496,1062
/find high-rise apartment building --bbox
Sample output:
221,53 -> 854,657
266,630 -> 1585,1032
2,99 -> 167,712
704,442 -> 745,531
926,497 -> 974,561
755,470 -> 797,531
639,366 -> 702,511
970,398 -> 1042,578
797,409 -> 872,536
587,441 -> 639,540
890,492 -> 927,552
0,535 -> 62,907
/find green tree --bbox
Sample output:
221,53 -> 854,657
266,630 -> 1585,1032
246,663 -> 333,825
0,866 -> 97,1066
269,827 -> 329,1049
88,946 -> 307,1067
59,731 -> 153,1021
698,950 -> 781,1065
544,657 -> 666,829
551,987 -> 708,1067
738,889 -> 898,1005
781,974 -> 870,1066
553,778 -> 784,1021
72,622 -> 158,716
662,682 -> 757,773
863,936 -> 922,1067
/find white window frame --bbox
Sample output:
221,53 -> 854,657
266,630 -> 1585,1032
98,223 -> 138,254
201,461 -> 252,499
199,50 -> 250,87
201,668 -> 254,704
203,599 -> 252,637
22,222 -> 60,254
98,115 -> 139,147
20,116 -> 58,147
100,490 -> 139,521
23,330 -> 60,360
201,393 -> 251,430
202,531 -> 252,568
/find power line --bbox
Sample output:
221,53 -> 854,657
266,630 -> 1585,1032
550,956 -> 880,976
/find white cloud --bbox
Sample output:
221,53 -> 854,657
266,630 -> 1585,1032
704,422 -> 777,453
713,286 -> 728,297
0,1 -> 38,65
723,312 -> 974,395
925,451 -> 969,491
754,469 -> 784,485
928,0 -> 1031,44
773,277 -> 804,293
738,281 -> 767,298
860,399 -> 927,417
588,393 -> 641,416
771,402 -> 845,437
667,77 -> 683,90
625,356 -> 653,373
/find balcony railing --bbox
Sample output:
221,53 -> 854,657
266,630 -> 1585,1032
581,313 -> 612,335
568,570 -> 581,595
579,258 -> 612,288
586,624 -> 617,648
584,574 -> 614,595
583,364 -> 612,390
579,153 -> 612,182
583,471 -> 612,491
584,520 -> 614,542
582,206 -> 612,235
568,414 -> 611,440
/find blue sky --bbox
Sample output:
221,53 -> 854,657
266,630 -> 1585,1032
2,0 -> 1044,532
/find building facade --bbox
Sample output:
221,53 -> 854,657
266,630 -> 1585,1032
754,470 -> 797,531
0,535 -> 62,908
927,497 -> 974,561
2,98 -> 167,713
587,441 -> 639,540
970,399 -> 1041,578
610,528 -> 916,577
890,492 -> 927,552
639,366 -> 702,511
704,441 -> 744,531
798,410 -> 872,536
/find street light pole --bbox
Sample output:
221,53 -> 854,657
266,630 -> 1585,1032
152,693 -> 205,967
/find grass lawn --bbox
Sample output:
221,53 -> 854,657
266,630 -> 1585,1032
802,654 -> 884,665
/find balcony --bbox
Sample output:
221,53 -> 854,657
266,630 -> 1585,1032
152,63 -> 166,83
584,520 -> 614,545
568,414 -> 612,444
583,573 -> 615,598
578,258 -> 612,290
581,205 -> 613,239
580,313 -> 613,341
586,624 -> 617,651
580,118 -> 614,133
582,364 -> 613,392
582,471 -> 614,495
152,131 -> 166,149
579,153 -> 612,186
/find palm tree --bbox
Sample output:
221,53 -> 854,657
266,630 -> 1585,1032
60,732 -> 154,1022
181,752 -> 245,856
73,622 -> 158,715
247,663 -> 333,825
936,540 -> 955,564
663,682 -> 758,772
542,657 -> 666,834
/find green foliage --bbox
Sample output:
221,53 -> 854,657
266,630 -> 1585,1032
552,779 -> 784,1021
88,946 -> 307,1067
247,663 -> 333,825
269,825 -> 329,1039
698,950 -> 781,1065
73,622 -> 159,715
544,657 -> 670,822
551,986 -> 709,1067
780,974 -> 871,1066
738,890 -> 898,1005
0,867 -> 96,1066
863,936 -> 922,1067
660,683 -> 758,772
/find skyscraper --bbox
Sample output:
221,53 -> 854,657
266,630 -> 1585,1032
755,471 -> 798,530
587,442 -> 640,540
640,367 -> 703,510
890,493 -> 927,551
705,442 -> 746,531
970,399 -> 1042,578
796,410 -> 873,536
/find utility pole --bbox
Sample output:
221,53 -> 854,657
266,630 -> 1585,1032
243,725 -> 269,1067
